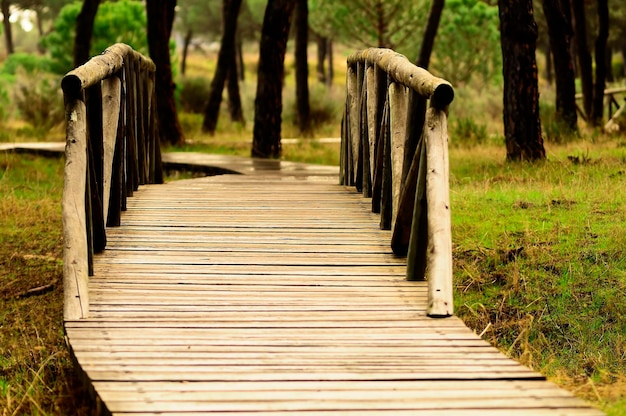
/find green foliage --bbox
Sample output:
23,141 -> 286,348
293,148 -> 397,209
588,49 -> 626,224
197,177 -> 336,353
175,0 -> 222,41
0,75 -> 11,126
309,0 -> 429,49
179,76 -> 211,114
428,0 -> 501,85
0,53 -> 53,75
41,0 -> 149,74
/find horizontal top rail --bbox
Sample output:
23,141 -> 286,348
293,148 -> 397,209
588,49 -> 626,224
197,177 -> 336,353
62,43 -> 156,98
347,48 -> 454,110
342,48 -> 454,317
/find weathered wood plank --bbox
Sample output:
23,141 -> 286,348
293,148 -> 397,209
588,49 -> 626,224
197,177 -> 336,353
64,173 -> 602,416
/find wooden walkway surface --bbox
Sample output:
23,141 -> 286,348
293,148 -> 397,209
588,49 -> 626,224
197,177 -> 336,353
64,172 -> 603,415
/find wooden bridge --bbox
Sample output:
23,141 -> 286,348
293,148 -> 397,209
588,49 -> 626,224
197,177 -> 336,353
61,44 -> 603,415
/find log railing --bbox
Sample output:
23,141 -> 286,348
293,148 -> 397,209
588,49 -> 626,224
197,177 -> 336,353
342,48 -> 455,317
62,44 -> 163,320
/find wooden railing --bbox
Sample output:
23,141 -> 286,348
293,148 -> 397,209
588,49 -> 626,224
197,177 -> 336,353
61,44 -> 163,320
342,48 -> 455,317
575,87 -> 626,132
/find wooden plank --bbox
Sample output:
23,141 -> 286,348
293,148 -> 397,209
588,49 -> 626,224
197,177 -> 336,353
63,173 -> 602,416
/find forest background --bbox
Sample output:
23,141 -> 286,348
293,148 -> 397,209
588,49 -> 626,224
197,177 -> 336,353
1,0 -> 626,414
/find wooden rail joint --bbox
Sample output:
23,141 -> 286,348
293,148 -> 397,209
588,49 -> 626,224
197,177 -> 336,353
342,48 -> 454,318
62,43 -> 163,321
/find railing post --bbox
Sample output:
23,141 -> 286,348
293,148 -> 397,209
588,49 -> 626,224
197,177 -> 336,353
388,82 -> 408,229
424,107 -> 453,317
62,97 -> 90,320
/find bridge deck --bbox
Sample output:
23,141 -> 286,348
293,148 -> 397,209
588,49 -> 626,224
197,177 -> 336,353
64,174 -> 602,415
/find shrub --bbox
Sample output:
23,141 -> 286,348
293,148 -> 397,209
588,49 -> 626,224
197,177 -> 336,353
0,74 -> 12,125
283,84 -> 343,137
13,69 -> 64,133
540,102 -> 579,144
0,53 -> 53,75
449,116 -> 489,147
179,76 -> 211,114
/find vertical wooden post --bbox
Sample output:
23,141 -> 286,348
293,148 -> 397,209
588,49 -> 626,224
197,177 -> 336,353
347,65 -> 359,187
371,71 -> 387,214
405,139 -> 428,279
379,95 -> 392,230
424,107 -> 453,317
101,76 -> 121,226
365,64 -> 377,186
63,98 -> 90,320
388,82 -> 408,229
360,70 -> 371,197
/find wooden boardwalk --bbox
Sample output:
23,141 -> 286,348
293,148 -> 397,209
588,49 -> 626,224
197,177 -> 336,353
64,173 -> 603,415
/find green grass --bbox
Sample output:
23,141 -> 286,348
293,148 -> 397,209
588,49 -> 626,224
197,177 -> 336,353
450,139 -> 626,412
0,152 -> 93,415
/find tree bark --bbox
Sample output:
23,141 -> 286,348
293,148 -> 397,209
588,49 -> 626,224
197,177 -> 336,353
327,38 -> 333,87
605,47 -> 613,83
227,38 -> 245,123
146,0 -> 185,145
542,0 -> 577,131
316,34 -> 327,84
73,0 -> 101,67
2,0 -> 14,55
295,0 -> 311,135
236,36 -> 245,81
202,0 -> 242,134
591,0 -> 609,126
181,29 -> 193,75
252,0 -> 296,158
570,0 -> 593,120
498,0 -> 545,161
416,0 -> 445,69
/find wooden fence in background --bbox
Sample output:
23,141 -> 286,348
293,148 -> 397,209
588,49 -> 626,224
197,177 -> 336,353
342,48 -> 455,317
61,43 -> 163,320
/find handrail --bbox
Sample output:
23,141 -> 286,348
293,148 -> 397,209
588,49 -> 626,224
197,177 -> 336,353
342,48 -> 454,317
62,44 -> 163,320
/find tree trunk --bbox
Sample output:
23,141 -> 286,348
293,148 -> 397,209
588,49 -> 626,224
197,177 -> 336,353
544,43 -> 552,85
542,0 -> 577,131
202,0 -> 243,134
227,40 -> 245,123
252,0 -> 296,158
73,0 -> 101,67
326,38 -> 333,88
591,0 -> 609,126
416,0 -> 445,69
605,47 -> 613,83
2,0 -> 14,55
316,35 -> 327,84
236,36 -> 245,81
571,0 -> 593,120
295,0 -> 311,135
146,0 -> 185,146
181,29 -> 193,75
498,0 -> 545,161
